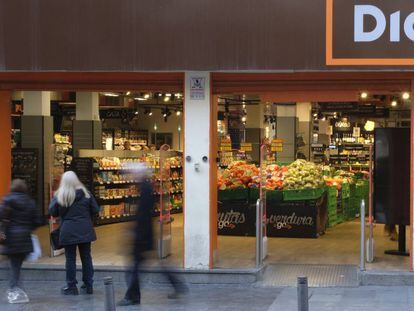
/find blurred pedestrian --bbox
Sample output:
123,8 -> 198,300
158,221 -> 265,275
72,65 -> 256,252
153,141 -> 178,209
49,171 -> 100,295
117,163 -> 186,307
0,179 -> 42,303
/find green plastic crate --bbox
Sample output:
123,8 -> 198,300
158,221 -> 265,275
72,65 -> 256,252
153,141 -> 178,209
266,190 -> 284,203
342,183 -> 351,199
218,188 -> 249,201
283,187 -> 325,201
249,187 -> 260,202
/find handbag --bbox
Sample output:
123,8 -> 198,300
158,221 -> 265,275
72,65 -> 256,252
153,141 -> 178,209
27,234 -> 42,262
50,205 -> 69,250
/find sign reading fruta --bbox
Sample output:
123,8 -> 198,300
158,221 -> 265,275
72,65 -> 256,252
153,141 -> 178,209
355,5 -> 414,42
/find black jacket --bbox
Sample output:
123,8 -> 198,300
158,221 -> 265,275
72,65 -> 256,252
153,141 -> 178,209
49,190 -> 100,246
0,192 -> 42,255
133,180 -> 154,257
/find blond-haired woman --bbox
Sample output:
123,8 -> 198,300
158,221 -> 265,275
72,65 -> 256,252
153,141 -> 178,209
49,171 -> 100,295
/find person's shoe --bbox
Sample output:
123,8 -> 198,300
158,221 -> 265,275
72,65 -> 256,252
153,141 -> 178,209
61,286 -> 79,295
117,298 -> 140,306
80,284 -> 93,295
7,287 -> 29,304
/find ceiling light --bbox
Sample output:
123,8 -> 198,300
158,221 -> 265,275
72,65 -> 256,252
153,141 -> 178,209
176,93 -> 182,99
165,93 -> 172,97
126,91 -> 131,96
134,111 -> 139,115
391,100 -> 398,107
154,124 -> 158,131
144,94 -> 150,99
360,92 -> 368,99
178,125 -> 181,132
135,97 -> 147,101
403,92 -> 410,100
149,111 -> 153,116
241,116 -> 247,122
364,120 -> 375,132
103,92 -> 119,97
176,110 -> 181,116
164,96 -> 170,102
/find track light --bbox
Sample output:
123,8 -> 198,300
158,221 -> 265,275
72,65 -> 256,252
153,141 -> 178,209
402,92 -> 410,100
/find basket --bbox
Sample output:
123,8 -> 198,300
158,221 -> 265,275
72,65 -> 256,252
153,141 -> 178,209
283,187 -> 325,201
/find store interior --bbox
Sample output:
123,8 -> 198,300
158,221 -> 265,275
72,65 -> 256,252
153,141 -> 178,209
215,92 -> 411,271
10,90 -> 185,267
7,88 -> 413,271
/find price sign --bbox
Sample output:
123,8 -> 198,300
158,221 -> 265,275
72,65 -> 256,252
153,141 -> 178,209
240,143 -> 252,152
271,139 -> 283,152
220,143 -> 232,152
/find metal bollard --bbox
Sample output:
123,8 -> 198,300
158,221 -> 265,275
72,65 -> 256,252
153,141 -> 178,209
104,276 -> 116,311
297,276 -> 309,311
360,200 -> 366,271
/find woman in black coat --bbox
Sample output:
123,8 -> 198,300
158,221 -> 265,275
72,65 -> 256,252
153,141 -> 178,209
0,179 -> 42,296
49,171 -> 100,295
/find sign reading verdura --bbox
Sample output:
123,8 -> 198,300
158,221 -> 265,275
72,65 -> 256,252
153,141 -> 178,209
326,0 -> 414,65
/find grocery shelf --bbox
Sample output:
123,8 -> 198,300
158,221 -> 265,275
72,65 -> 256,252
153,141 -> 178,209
94,180 -> 139,186
96,196 -> 139,204
95,214 -> 136,225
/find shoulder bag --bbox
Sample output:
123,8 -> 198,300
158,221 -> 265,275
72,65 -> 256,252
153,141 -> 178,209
50,205 -> 69,250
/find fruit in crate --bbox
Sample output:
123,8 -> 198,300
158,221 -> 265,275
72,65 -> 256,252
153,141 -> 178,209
217,161 -> 259,190
263,164 -> 288,190
283,160 -> 324,190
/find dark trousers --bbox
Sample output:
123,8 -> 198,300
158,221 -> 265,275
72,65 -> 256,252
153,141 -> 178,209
8,253 -> 27,289
64,243 -> 93,288
124,255 -> 184,302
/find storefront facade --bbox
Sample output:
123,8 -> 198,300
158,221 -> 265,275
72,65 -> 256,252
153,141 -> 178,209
1,0 -> 414,271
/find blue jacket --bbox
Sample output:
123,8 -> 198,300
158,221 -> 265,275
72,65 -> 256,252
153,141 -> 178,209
49,190 -> 100,246
0,192 -> 42,255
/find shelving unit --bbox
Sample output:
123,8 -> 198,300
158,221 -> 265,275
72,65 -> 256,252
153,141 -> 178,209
70,149 -> 183,226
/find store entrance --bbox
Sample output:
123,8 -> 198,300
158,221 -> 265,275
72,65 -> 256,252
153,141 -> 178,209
11,90 -> 184,267
214,90 -> 411,273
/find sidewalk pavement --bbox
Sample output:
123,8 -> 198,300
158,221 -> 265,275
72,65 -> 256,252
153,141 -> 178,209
0,281 -> 414,310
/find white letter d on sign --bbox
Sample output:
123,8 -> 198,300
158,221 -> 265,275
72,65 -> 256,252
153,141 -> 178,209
354,5 -> 386,42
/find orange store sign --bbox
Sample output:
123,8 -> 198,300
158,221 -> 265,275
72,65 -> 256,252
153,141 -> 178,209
326,0 -> 414,65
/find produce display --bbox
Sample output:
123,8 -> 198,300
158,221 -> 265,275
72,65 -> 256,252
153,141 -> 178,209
263,164 -> 288,190
324,170 -> 355,189
217,161 -> 260,190
283,160 -> 324,190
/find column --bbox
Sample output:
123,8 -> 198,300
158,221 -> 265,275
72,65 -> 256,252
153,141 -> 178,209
21,91 -> 53,216
73,92 -> 102,154
0,91 -> 11,197
296,102 -> 312,160
276,104 -> 297,162
184,72 -> 211,269
245,104 -> 265,163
